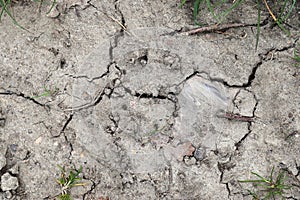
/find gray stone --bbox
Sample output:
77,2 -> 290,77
194,147 -> 207,161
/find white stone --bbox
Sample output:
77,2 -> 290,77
1,173 -> 19,191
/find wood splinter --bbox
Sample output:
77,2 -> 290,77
217,111 -> 255,122
181,23 -> 251,35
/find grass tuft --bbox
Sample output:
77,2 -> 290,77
0,0 -> 56,30
180,0 -> 296,49
239,167 -> 292,199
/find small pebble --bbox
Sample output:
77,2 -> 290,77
140,59 -> 147,66
9,144 -> 18,153
194,147 -> 206,161
8,165 -> 19,175
4,191 -> 12,199
104,88 -> 112,95
184,156 -> 196,166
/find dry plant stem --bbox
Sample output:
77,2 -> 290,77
218,112 -> 255,122
262,0 -> 277,21
182,23 -> 250,35
102,12 -> 132,35
107,15 -> 127,31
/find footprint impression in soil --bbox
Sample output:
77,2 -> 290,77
71,28 -> 257,173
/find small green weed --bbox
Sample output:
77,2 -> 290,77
56,165 -> 85,200
239,167 -> 292,200
32,86 -> 59,99
145,125 -> 167,137
180,0 -> 296,49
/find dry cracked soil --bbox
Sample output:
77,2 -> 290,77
0,1 -> 300,199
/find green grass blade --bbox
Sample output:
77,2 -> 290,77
193,0 -> 203,24
0,0 -> 10,21
269,166 -> 274,181
278,0 -> 289,20
0,0 -> 29,31
282,0 -> 296,22
275,171 -> 285,183
239,179 -> 266,183
58,177 -> 66,185
59,194 -> 71,200
179,0 -> 187,8
0,0 -> 28,31
251,171 -> 268,182
262,191 -> 273,199
248,190 -> 259,199
294,49 -> 300,66
206,0 -> 220,22
76,166 -> 83,176
218,0 -> 244,21
46,0 -> 57,14
275,19 -> 290,35
277,184 -> 292,190
58,165 -> 66,173
263,0 -> 291,35
206,0 -> 226,13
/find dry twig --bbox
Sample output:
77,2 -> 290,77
181,23 -> 251,35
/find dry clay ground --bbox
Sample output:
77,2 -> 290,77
0,1 -> 300,199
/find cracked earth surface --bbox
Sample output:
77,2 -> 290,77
0,0 -> 300,199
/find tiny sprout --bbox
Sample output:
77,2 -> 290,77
56,165 -> 85,200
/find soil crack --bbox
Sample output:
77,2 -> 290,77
0,90 -> 50,110
82,180 -> 100,200
233,90 -> 258,150
59,114 -> 73,137
65,62 -> 115,82
114,0 -> 127,33
105,113 -> 120,136
178,70 -> 255,88
217,159 -> 234,198
122,85 -> 179,119
181,39 -> 297,89
234,122 -> 252,151
65,63 -> 122,111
